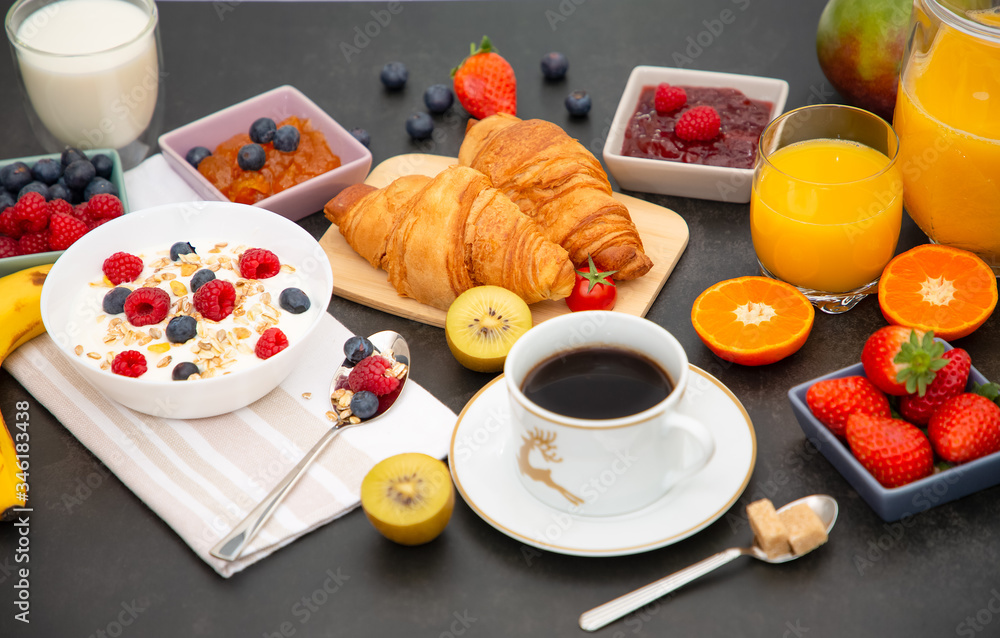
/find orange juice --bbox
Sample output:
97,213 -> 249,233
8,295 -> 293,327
751,138 -> 903,293
894,3 -> 1000,272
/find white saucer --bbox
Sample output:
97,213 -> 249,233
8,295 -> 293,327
449,365 -> 757,557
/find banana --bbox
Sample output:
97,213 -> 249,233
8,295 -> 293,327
0,263 -> 52,521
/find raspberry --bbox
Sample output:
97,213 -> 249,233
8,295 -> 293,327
193,278 -> 236,321
86,193 -> 124,220
254,327 -> 289,359
74,202 -> 90,221
0,207 -> 23,239
13,192 -> 49,234
124,287 -> 170,326
675,105 -> 721,141
348,355 -> 400,396
111,350 -> 147,377
48,198 -> 74,217
0,236 -> 20,258
18,231 -> 50,255
102,251 -> 144,284
654,83 -> 687,114
238,248 -> 281,279
87,217 -> 114,231
48,212 -> 88,250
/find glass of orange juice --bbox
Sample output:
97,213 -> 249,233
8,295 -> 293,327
750,104 -> 903,314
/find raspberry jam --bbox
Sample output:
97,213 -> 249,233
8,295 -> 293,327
621,85 -> 773,169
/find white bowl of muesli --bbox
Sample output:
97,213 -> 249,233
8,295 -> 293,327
40,201 -> 334,419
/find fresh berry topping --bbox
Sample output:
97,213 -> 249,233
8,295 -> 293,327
343,336 -> 375,366
102,287 -> 132,314
845,413 -> 934,488
273,125 -> 300,152
83,177 -> 117,200
31,158 -> 62,185
172,361 -> 200,381
86,194 -> 124,220
14,192 -> 50,233
111,350 -> 147,377
237,143 -> 266,171
17,231 -> 50,255
48,212 -> 88,250
189,268 -> 216,292
193,278 -> 236,321
249,117 -> 277,144
48,198 -> 74,217
349,127 -> 371,147
255,327 -> 289,359
675,105 -> 722,141
185,146 -> 212,168
165,315 -> 198,343
0,207 -> 23,239
170,241 -> 196,261
63,159 -> 96,190
654,83 -> 687,114
350,390 -> 379,419
348,355 -> 400,396
540,51 -> 569,81
805,376 -> 891,437
124,287 -> 170,326
102,251 -> 144,284
405,112 -> 434,141
565,90 -> 592,117
278,287 -> 310,314
60,148 -> 87,167
380,61 -> 409,90
451,36 -> 517,119
861,327 -> 946,396
91,153 -> 113,179
424,84 -> 455,114
899,348 -> 972,425
0,236 -> 20,258
928,392 -> 1000,464
1,162 -> 32,193
238,248 -> 280,279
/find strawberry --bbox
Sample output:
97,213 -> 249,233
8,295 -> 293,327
845,413 -> 934,488
806,376 -> 891,437
899,348 -> 971,425
927,392 -> 1000,464
860,326 -> 947,396
451,36 -> 517,120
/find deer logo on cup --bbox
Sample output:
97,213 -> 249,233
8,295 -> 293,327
517,427 -> 584,506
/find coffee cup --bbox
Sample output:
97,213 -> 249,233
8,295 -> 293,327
503,311 -> 715,517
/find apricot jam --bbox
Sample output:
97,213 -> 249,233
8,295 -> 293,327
197,116 -> 341,205
621,86 -> 772,169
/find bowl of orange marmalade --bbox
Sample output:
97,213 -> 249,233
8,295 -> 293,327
159,85 -> 371,221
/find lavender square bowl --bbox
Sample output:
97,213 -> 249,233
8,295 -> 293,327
158,85 -> 371,222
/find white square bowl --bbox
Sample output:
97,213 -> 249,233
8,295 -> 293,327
603,66 -> 788,203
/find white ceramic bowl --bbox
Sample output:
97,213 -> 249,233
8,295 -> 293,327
40,201 -> 334,419
603,66 -> 789,203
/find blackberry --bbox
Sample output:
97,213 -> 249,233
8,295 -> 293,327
423,84 -> 454,114
189,268 -> 215,292
349,390 -> 379,419
31,158 -> 62,185
405,112 -> 434,141
165,315 -> 198,343
278,287 -> 310,314
185,146 -> 212,169
541,52 -> 569,81
63,159 -> 96,190
249,117 -> 277,144
91,153 -> 114,179
237,143 -> 266,171
565,90 -> 592,117
83,177 -> 118,200
1,162 -> 32,193
380,61 -> 408,90
273,126 -> 299,152
102,287 -> 132,314
349,127 -> 371,148
18,182 -> 49,200
171,361 -> 200,381
60,148 -> 87,167
170,241 -> 196,261
343,335 -> 375,366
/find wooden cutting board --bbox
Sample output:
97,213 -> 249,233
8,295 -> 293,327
318,154 -> 689,328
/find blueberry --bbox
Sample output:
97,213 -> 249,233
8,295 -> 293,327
343,335 -> 375,366
60,148 -> 87,167
406,112 -> 434,140
185,146 -> 212,169
48,182 -> 71,202
83,177 -> 118,200
31,158 -> 62,185
423,84 -> 454,114
171,361 -> 200,381
64,159 -> 96,190
91,153 -> 113,179
0,190 -> 14,211
273,126 -> 299,152
166,315 -> 198,343
237,143 -> 266,170
249,117 -> 277,144
541,52 -> 569,81
380,62 -> 408,90
350,390 -> 379,419
278,287 -> 311,314
189,268 -> 215,292
18,181 -> 49,200
170,241 -> 196,261
565,90 -> 592,117
102,287 -> 132,314
1,162 -> 32,193
349,127 -> 371,148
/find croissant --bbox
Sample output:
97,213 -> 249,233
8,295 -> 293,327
458,113 -> 654,280
324,165 -> 575,310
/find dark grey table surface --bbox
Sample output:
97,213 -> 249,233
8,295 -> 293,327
2,1 -> 998,637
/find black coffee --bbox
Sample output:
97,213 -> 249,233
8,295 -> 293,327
521,346 -> 673,420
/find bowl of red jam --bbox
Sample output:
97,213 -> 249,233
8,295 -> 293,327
603,66 -> 788,203
159,85 -> 372,221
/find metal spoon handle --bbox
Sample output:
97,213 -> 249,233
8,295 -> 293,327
579,547 -> 745,632
210,424 -> 347,561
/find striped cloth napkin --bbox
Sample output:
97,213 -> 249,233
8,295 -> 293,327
1,155 -> 457,577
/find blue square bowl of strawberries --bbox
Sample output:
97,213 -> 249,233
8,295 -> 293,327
788,326 -> 1000,522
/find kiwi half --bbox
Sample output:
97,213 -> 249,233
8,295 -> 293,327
445,285 -> 533,372
360,453 -> 455,546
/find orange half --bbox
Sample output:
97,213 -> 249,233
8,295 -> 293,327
691,276 -> 815,366
878,244 -> 998,341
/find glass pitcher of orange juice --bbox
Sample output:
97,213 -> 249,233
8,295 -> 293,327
894,0 -> 1000,274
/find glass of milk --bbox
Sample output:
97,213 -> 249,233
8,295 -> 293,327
5,0 -> 164,169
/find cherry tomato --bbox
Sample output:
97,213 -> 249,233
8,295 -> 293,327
566,255 -> 617,312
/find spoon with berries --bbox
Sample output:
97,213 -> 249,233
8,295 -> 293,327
210,331 -> 409,561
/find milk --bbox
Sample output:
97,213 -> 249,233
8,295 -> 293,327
12,0 -> 159,150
